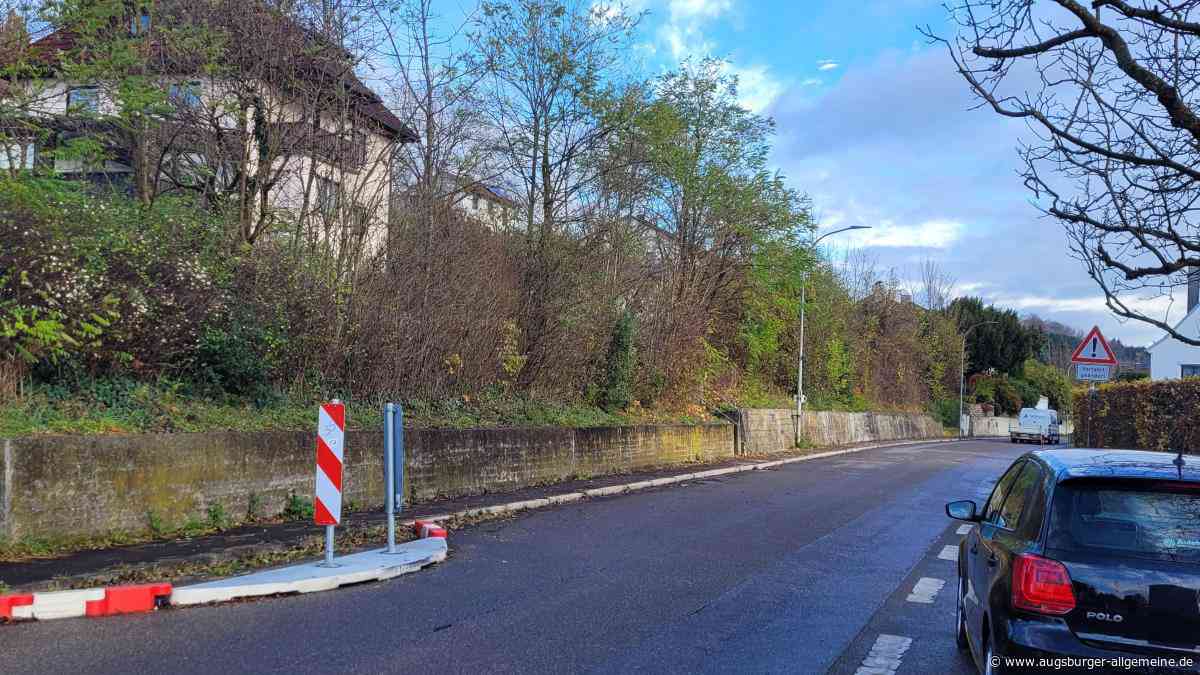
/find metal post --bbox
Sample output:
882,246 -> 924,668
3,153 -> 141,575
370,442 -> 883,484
1087,381 -> 1096,448
790,225 -> 871,448
958,336 -> 966,440
384,403 -> 396,554
395,406 -> 405,517
795,277 -> 806,447
324,524 -> 335,566
957,321 -> 998,440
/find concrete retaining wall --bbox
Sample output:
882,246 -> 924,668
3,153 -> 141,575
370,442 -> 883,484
964,416 -> 1075,438
733,409 -> 944,455
0,424 -> 733,539
403,424 -> 732,502
0,408 -> 948,540
967,416 -> 1014,437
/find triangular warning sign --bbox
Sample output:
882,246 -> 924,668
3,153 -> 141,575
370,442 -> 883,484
1070,325 -> 1118,366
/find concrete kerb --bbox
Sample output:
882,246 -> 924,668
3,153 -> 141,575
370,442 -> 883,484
170,536 -> 447,607
2,535 -> 448,623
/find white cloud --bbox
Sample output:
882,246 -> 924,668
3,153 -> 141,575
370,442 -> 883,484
668,0 -> 732,20
817,59 -> 839,71
727,63 -> 785,112
988,293 -> 1177,325
991,294 -> 1111,315
656,0 -> 734,60
848,219 -> 965,249
649,0 -> 783,112
956,281 -> 993,295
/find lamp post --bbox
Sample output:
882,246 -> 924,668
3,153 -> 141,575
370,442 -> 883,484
958,320 -> 999,439
795,225 -> 871,447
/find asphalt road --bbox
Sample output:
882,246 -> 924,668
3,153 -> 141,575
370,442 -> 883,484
2,438 -> 1028,674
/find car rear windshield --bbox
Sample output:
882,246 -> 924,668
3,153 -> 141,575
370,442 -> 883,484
1047,480 -> 1200,562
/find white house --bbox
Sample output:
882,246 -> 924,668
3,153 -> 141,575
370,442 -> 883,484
453,180 -> 517,230
4,6 -> 417,254
1149,273 -> 1200,380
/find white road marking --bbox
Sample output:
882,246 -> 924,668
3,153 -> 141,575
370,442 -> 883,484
938,545 -> 958,561
854,634 -> 913,675
956,524 -> 971,535
905,577 -> 946,604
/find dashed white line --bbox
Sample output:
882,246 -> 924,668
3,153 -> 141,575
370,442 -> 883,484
956,524 -> 971,535
937,545 -> 958,561
854,634 -> 913,675
905,577 -> 946,604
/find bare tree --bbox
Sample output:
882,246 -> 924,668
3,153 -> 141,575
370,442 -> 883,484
839,247 -> 882,301
371,0 -> 493,321
931,1 -> 1200,342
916,258 -> 957,311
470,0 -> 641,384
374,0 -> 488,208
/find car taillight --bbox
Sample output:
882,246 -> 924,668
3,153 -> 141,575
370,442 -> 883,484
1012,554 -> 1075,615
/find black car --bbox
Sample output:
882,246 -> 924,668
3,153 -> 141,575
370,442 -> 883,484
946,448 -> 1200,673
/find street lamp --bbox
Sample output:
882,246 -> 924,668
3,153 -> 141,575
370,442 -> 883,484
795,225 -> 871,447
958,320 -> 999,439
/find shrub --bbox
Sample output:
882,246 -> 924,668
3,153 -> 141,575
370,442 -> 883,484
0,177 -> 226,379
1072,379 -> 1200,452
599,310 -> 636,412
1011,377 -> 1040,409
189,321 -> 274,399
929,397 -> 960,428
282,494 -> 314,521
1022,358 -> 1073,414
206,503 -> 229,530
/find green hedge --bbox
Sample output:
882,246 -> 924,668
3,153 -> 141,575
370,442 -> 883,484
1072,379 -> 1200,451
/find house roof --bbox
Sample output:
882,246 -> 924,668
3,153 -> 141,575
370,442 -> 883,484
26,18 -> 417,143
462,181 -> 515,208
1147,302 -> 1200,351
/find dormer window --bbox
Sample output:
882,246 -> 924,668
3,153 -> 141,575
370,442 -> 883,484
66,86 -> 100,114
131,12 -> 150,35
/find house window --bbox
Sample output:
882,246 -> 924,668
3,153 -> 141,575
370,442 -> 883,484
1181,365 -> 1200,378
471,194 -> 479,210
350,131 -> 367,166
168,81 -> 201,109
315,175 -> 340,216
350,205 -> 370,234
66,87 -> 100,114
130,12 -> 150,35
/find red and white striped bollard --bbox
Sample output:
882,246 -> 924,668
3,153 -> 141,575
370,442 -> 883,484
315,399 -> 345,566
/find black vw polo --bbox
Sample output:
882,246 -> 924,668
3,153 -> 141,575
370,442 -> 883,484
946,448 -> 1200,673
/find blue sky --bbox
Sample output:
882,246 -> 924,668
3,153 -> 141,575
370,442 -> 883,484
622,0 -> 1175,346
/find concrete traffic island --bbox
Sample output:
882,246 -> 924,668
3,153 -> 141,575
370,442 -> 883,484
0,535 -> 447,622
170,536 -> 447,607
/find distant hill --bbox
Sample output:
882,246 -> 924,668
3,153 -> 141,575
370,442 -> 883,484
1021,315 -> 1150,375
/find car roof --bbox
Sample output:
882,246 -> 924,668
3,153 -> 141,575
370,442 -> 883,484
1029,448 -> 1200,483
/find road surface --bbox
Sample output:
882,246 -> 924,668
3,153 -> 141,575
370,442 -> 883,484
3,438 -> 1027,674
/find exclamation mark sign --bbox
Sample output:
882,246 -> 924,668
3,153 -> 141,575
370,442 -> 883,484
1090,337 -> 1098,358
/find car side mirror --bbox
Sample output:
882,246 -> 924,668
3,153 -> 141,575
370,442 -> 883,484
946,500 -> 980,522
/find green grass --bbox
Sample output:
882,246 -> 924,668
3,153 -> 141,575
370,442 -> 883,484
0,378 -> 714,436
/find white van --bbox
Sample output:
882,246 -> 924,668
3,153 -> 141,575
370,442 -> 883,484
1010,407 -> 1060,444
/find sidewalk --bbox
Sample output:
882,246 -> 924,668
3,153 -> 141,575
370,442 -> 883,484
0,436 -> 962,592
